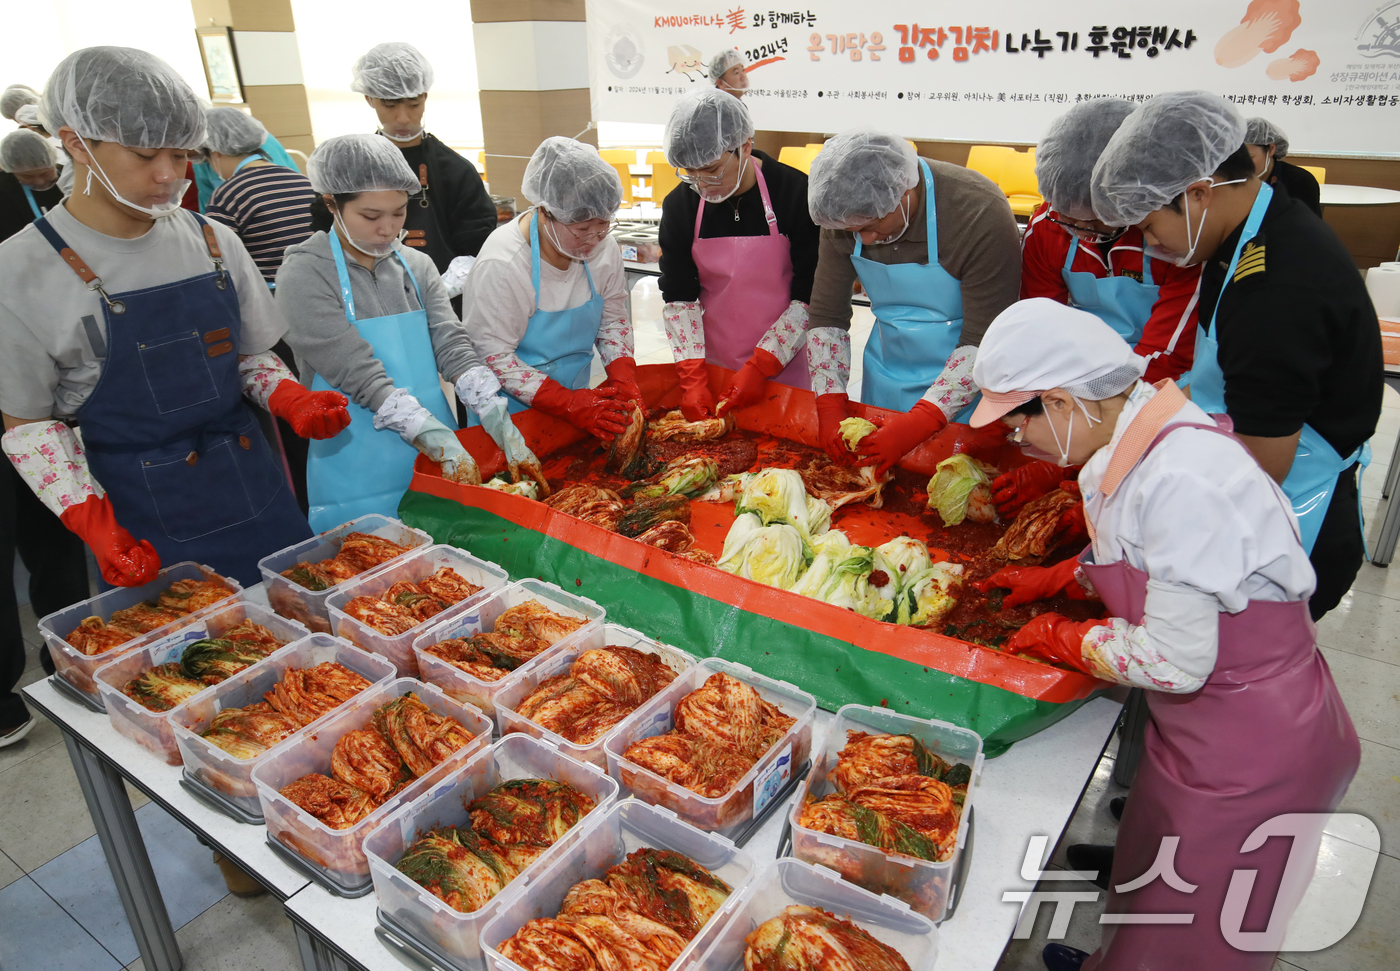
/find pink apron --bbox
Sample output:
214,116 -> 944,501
1080,411 -> 1360,971
692,162 -> 809,388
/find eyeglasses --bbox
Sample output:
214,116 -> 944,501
1045,212 -> 1127,245
550,216 -> 614,244
678,152 -> 734,187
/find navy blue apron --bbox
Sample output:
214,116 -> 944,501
34,211 -> 311,586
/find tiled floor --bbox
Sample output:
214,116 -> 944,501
3,279 -> 1396,970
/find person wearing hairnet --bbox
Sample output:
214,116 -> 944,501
0,47 -> 349,593
0,84 -> 39,124
805,130 -> 1022,472
1092,91 -> 1382,620
658,89 -> 819,420
352,42 -> 497,313
192,115 -> 303,214
0,129 -> 64,240
1243,117 -> 1321,217
462,137 -> 638,444
277,134 -> 514,529
708,49 -> 748,97
969,299 -> 1357,971
1011,100 -> 1205,519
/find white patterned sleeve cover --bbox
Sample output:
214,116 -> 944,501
805,326 -> 851,397
755,301 -> 809,367
918,345 -> 979,420
1,420 -> 105,517
237,351 -> 296,411
1077,578 -> 1219,694
663,301 -> 706,362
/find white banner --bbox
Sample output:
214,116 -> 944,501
586,0 -> 1400,157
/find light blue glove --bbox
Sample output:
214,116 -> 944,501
477,395 -> 549,496
412,416 -> 480,485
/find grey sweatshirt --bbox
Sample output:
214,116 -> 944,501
274,230 -> 481,412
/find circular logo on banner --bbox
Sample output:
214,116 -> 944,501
605,25 -> 646,78
1356,2 -> 1400,58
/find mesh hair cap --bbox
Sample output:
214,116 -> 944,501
1090,90 -> 1246,227
203,106 -> 267,157
307,133 -> 420,195
41,47 -> 206,149
708,49 -> 744,80
808,130 -> 919,229
351,42 -> 434,100
1035,98 -> 1136,217
664,87 -> 755,170
0,129 -> 57,172
1,84 -> 40,122
522,137 -> 623,223
1244,116 -> 1289,158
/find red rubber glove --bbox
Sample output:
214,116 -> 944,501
992,460 -> 1065,517
975,558 -> 1090,607
601,357 -> 645,410
857,400 -> 948,474
532,378 -> 630,441
60,495 -> 161,587
948,421 -> 1011,461
674,359 -> 714,421
1005,613 -> 1100,674
267,380 -> 351,440
717,348 -> 783,417
816,393 -> 852,462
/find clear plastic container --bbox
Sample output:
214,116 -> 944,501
40,561 -> 243,705
493,624 -> 696,769
170,635 -> 399,817
788,704 -> 984,922
412,579 -> 606,721
603,658 -> 816,840
326,545 -> 511,677
259,514 -> 434,634
480,799 -> 759,971
364,734 -> 621,970
93,601 -> 308,764
691,857 -> 940,971
252,678 -> 493,894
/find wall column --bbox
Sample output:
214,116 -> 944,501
189,0 -> 314,158
471,0 -> 594,204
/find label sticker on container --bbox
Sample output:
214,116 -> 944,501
753,743 -> 792,817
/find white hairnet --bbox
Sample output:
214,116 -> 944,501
0,129 -> 57,172
41,47 -> 205,149
1244,117 -> 1289,158
808,130 -> 919,229
521,137 -> 623,223
15,104 -> 43,129
1035,98 -> 1136,218
1,84 -> 40,121
203,107 -> 267,157
307,134 -> 420,195
664,87 -> 755,170
1090,91 -> 1246,227
351,42 -> 434,100
708,49 -> 744,81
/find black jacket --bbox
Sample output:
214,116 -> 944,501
1267,158 -> 1322,218
0,170 -> 63,244
396,133 -> 498,272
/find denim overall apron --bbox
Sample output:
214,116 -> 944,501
33,211 -> 310,586
1062,235 -> 1158,346
305,232 -> 455,533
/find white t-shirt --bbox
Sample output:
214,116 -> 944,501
0,204 -> 285,420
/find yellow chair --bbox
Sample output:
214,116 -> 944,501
965,145 -> 1015,185
998,151 -> 1044,218
646,151 -> 684,206
599,149 -> 637,205
476,150 -> 487,181
1300,164 -> 1327,184
778,145 -> 812,172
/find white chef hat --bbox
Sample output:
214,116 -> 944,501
969,298 -> 1146,427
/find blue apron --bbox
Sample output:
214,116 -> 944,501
472,212 -> 604,422
1062,235 -> 1158,345
33,212 -> 310,586
306,232 -> 456,532
853,159 -> 974,419
22,184 -> 43,219
1179,183 -> 1369,553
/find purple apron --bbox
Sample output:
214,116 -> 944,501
692,162 -> 808,388
1080,416 -> 1359,970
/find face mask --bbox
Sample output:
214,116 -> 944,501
698,153 -> 749,203
381,126 -> 424,143
718,73 -> 750,93
1164,176 -> 1249,267
871,197 -> 911,245
84,152 -> 188,219
540,213 -> 605,262
1044,396 -> 1104,467
334,209 -> 401,257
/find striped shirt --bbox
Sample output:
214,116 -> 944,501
206,163 -> 316,284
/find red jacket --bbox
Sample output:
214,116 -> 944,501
1020,202 -> 1201,384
